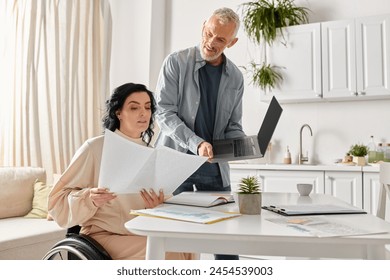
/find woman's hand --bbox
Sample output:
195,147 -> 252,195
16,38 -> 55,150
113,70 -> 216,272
140,188 -> 164,208
90,187 -> 117,207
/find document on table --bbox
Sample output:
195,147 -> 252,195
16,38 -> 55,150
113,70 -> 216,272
267,216 -> 388,237
98,129 -> 208,194
130,205 -> 241,224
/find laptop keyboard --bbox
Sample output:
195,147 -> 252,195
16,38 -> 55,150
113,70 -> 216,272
233,138 -> 255,157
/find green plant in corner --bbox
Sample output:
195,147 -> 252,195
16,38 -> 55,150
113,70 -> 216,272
241,0 -> 310,46
240,0 -> 310,90
348,144 -> 369,157
238,176 -> 261,194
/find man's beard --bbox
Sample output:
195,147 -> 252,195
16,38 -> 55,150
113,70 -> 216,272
200,43 -> 221,62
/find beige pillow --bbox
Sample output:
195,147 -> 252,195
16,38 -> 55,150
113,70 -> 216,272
24,180 -> 51,218
0,167 -> 46,219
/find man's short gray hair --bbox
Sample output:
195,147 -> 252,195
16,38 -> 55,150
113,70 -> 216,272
211,7 -> 240,38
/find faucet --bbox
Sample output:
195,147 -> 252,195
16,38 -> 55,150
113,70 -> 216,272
298,124 -> 313,165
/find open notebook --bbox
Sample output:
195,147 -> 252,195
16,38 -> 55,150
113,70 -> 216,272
164,191 -> 234,208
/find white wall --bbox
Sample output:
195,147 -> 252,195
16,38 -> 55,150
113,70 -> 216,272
109,0 -> 151,89
110,0 -> 390,165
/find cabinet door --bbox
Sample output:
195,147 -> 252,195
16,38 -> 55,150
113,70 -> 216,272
362,171 -> 390,222
325,171 -> 363,208
257,170 -> 324,194
323,15 -> 390,100
264,23 -> 322,102
322,20 -> 357,99
355,14 -> 390,97
230,168 -> 259,193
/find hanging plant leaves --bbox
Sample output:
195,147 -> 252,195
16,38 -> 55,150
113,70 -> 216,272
240,0 -> 310,91
242,62 -> 283,91
241,0 -> 310,46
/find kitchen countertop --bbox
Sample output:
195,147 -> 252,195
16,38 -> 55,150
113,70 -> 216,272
229,161 -> 380,172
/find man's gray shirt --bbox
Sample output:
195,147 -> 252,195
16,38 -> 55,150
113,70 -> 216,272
155,45 -> 245,187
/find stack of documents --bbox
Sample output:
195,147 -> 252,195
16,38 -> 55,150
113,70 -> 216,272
262,204 -> 367,216
98,130 -> 207,194
164,191 -> 234,208
130,205 -> 241,224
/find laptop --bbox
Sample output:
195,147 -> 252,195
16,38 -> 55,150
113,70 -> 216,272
211,96 -> 282,163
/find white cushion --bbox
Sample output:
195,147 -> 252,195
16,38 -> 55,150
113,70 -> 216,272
0,217 -> 66,259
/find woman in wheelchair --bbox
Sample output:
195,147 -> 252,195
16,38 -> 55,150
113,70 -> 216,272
48,83 -> 193,260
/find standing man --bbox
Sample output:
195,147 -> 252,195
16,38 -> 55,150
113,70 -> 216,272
154,7 -> 245,260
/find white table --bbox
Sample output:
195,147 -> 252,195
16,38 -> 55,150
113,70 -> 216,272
125,193 -> 390,260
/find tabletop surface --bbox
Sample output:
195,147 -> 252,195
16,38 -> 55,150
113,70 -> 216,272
125,192 -> 390,244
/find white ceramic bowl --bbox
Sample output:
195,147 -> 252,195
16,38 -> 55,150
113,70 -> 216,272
297,184 -> 313,196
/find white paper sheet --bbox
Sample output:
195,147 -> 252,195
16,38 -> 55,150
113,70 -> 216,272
267,216 -> 388,237
98,129 -> 208,194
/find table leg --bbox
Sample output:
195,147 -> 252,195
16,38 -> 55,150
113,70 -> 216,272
145,236 -> 165,260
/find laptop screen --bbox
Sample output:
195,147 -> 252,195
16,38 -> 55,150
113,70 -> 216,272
257,96 -> 283,155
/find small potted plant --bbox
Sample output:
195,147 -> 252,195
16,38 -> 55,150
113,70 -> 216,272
348,144 -> 369,166
237,176 -> 262,215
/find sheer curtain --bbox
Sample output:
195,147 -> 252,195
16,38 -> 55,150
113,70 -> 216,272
0,0 -> 112,182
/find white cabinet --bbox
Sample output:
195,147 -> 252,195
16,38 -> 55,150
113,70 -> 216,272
322,14 -> 390,100
264,23 -> 322,103
230,168 -> 324,194
230,168 -> 259,193
264,14 -> 390,103
363,172 -> 383,214
321,20 -> 356,99
229,165 -> 381,212
363,171 -> 390,222
258,170 -> 324,194
324,171 -> 363,208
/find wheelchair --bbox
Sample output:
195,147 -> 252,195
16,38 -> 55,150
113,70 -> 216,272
42,225 -> 112,260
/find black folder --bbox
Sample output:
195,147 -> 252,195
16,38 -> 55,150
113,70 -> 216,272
262,204 -> 367,216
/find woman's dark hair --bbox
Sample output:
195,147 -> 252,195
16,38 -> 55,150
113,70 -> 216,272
102,83 -> 156,146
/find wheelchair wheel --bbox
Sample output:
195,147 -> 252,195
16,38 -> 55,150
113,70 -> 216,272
42,244 -> 89,260
43,234 -> 111,260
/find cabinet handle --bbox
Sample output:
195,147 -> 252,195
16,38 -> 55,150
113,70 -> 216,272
351,92 -> 358,96
326,176 -> 333,180
316,93 -> 322,98
359,91 -> 366,96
